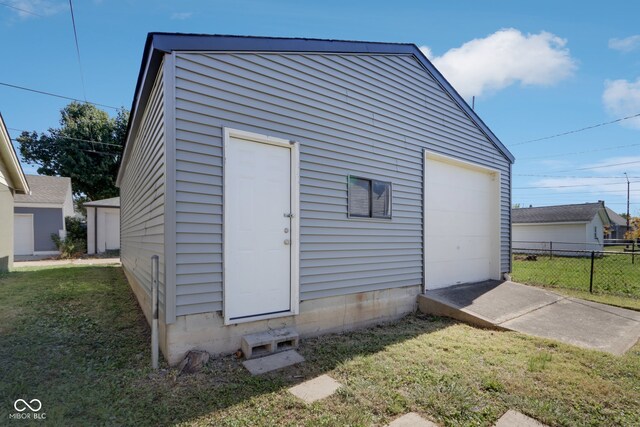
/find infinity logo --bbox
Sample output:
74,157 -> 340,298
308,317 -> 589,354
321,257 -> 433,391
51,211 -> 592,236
14,399 -> 42,412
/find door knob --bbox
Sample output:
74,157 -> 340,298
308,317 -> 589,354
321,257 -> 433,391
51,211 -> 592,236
284,239 -> 290,245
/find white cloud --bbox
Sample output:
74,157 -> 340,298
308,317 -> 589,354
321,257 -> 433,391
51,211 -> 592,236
418,45 -> 433,60
170,12 -> 192,20
6,0 -> 66,19
603,78 -> 640,128
608,35 -> 640,52
423,28 -> 576,99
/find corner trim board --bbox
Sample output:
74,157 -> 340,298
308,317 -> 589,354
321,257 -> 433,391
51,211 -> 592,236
163,54 -> 177,324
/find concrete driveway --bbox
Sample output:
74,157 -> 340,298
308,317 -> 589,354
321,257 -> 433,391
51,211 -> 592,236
418,281 -> 640,355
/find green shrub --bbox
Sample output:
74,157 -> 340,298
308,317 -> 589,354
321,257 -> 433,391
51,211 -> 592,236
65,216 -> 87,243
51,234 -> 86,259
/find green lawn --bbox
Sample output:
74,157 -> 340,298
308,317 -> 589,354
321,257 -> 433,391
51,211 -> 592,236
512,252 -> 640,303
1,265 -> 639,426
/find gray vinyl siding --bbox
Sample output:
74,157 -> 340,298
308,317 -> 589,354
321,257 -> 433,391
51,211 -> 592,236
172,52 -> 512,316
120,65 -> 166,314
14,207 -> 63,252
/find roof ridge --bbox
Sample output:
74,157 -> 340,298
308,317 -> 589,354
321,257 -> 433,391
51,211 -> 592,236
514,201 -> 602,210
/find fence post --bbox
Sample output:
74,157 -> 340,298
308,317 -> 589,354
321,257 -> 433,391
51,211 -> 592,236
549,241 -> 553,260
589,251 -> 595,293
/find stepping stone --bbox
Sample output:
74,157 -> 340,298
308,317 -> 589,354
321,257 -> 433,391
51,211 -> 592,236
494,410 -> 547,427
242,350 -> 304,375
387,412 -> 439,427
288,374 -> 341,403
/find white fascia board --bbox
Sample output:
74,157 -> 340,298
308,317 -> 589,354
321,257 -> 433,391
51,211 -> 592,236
0,117 -> 30,194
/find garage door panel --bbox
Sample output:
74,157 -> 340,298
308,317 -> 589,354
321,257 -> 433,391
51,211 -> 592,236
14,214 -> 34,256
426,237 -> 488,262
425,156 -> 499,289
426,258 -> 491,287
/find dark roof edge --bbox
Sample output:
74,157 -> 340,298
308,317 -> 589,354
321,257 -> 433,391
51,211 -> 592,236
117,33 -> 514,182
512,201 -> 603,211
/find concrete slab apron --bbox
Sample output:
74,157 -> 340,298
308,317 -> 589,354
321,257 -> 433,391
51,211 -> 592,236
426,281 -> 563,324
502,298 -> 640,355
421,281 -> 640,355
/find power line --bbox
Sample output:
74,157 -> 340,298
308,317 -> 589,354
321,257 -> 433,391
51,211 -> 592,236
509,112 -> 640,146
0,1 -> 43,17
67,0 -> 87,102
10,134 -> 122,149
514,180 -> 640,190
8,126 -> 122,147
13,140 -> 118,157
515,188 -> 640,196
517,142 -> 640,160
515,201 -> 639,207
554,160 -> 640,173
0,82 -> 118,110
515,174 -> 640,179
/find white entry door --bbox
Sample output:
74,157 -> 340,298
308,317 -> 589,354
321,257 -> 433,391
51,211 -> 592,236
224,131 -> 298,323
424,154 -> 500,289
14,214 -> 34,256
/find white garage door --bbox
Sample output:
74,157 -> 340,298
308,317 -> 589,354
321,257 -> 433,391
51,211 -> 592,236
14,214 -> 34,256
424,154 -> 500,289
104,210 -> 120,251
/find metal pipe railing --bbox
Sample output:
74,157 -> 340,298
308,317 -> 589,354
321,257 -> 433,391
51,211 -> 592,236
151,255 -> 159,369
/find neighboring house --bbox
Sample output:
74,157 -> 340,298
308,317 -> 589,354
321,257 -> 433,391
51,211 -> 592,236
85,197 -> 120,255
512,201 -> 611,252
117,33 -> 515,364
604,207 -> 628,240
14,175 -> 74,256
0,114 -> 30,271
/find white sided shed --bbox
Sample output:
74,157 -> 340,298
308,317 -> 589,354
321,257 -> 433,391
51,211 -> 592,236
117,33 -> 515,364
512,202 -> 611,252
85,197 -> 120,255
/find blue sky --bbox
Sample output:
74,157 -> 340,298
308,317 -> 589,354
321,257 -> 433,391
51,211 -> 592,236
1,0 -> 639,215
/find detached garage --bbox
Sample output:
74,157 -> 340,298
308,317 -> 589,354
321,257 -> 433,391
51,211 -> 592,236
117,33 -> 514,364
85,197 -> 120,255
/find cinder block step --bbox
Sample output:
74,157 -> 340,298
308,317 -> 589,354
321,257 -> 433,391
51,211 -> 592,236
241,328 -> 299,359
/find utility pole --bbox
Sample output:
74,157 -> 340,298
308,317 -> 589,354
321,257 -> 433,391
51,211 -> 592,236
624,172 -> 630,234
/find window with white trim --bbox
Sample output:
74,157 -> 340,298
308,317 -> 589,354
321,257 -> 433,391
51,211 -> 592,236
348,176 -> 392,219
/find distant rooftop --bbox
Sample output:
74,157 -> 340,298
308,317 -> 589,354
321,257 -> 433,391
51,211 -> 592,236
14,175 -> 71,205
512,202 -> 609,224
84,197 -> 120,208
605,207 -> 627,227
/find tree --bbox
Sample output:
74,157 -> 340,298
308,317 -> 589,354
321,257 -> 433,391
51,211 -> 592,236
18,102 -> 129,202
624,217 -> 640,240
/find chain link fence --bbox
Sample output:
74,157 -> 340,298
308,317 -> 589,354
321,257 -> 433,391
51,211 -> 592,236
512,242 -> 639,298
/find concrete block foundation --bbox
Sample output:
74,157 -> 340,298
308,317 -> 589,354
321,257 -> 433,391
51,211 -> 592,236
162,285 -> 420,365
